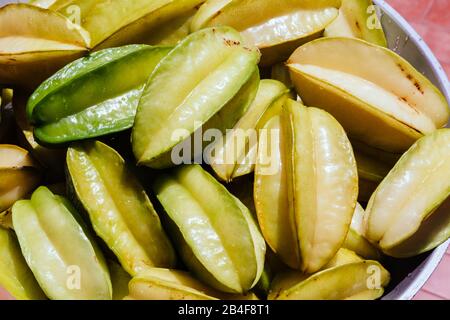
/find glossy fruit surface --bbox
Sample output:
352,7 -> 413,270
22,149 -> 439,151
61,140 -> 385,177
67,141 -> 176,275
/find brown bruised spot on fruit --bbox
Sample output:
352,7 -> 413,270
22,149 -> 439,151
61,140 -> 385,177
224,38 -> 241,46
415,81 -> 424,94
398,96 -> 420,114
211,10 -> 222,20
397,63 -> 424,94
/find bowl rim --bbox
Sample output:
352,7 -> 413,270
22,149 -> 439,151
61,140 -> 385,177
374,0 -> 450,300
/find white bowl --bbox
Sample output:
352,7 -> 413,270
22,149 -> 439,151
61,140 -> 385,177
374,0 -> 449,300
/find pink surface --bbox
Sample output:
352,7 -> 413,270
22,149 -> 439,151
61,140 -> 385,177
386,0 -> 450,301
0,0 -> 449,301
0,289 -> 13,300
387,0 -> 450,78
